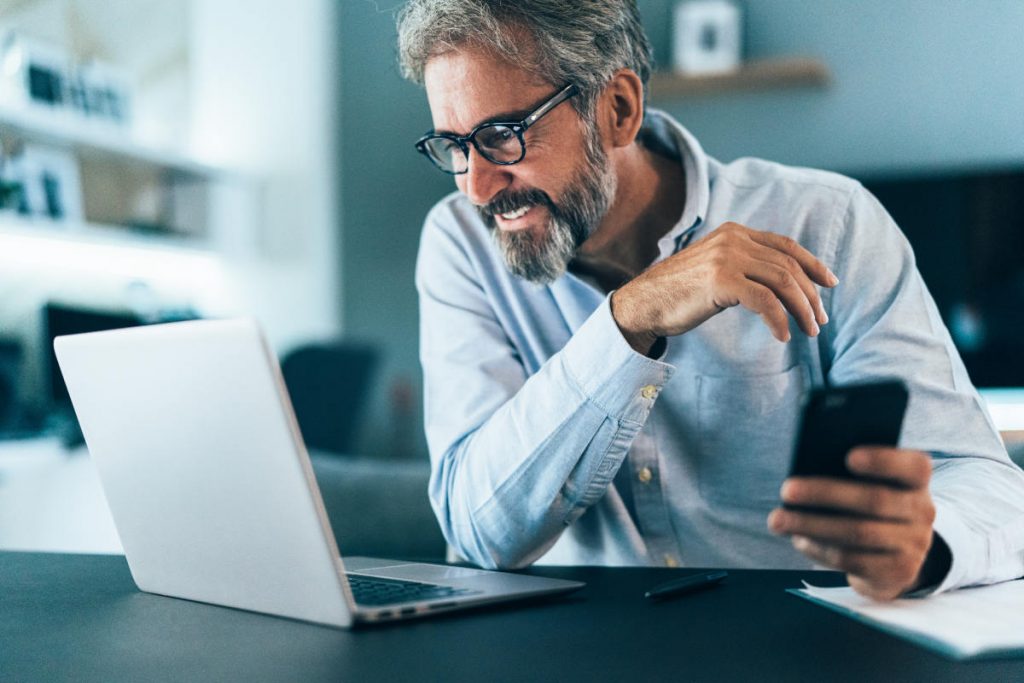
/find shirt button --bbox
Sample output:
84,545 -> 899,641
641,384 -> 658,399
664,555 -> 679,568
638,466 -> 653,484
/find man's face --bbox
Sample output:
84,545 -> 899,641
423,48 -> 617,283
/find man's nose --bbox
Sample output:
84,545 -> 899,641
456,146 -> 511,207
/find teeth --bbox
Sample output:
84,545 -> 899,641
500,205 -> 531,220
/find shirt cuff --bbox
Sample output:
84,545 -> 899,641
924,498 -> 981,595
560,294 -> 676,425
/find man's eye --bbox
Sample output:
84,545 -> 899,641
478,126 -> 517,149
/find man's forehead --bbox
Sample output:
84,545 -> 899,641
423,49 -> 554,135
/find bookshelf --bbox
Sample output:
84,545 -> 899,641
0,103 -> 218,177
0,102 -> 245,252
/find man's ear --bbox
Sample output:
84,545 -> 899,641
600,69 -> 645,149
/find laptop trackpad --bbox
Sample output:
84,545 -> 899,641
348,559 -> 490,583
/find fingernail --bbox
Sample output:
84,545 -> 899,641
793,535 -> 810,552
811,322 -> 820,336
847,449 -> 867,469
827,269 -> 839,286
820,310 -> 829,325
769,510 -> 787,532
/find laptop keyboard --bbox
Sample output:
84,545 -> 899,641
347,574 -> 480,606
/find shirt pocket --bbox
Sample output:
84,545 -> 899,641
696,364 -> 809,509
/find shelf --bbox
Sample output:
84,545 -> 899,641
0,103 -> 221,179
0,213 -> 210,253
0,215 -> 228,304
648,57 -> 830,101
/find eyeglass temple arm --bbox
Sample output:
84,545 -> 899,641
522,84 -> 579,130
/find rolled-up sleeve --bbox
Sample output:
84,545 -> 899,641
416,206 -> 672,569
824,185 -> 1024,593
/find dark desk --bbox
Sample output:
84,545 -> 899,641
2,552 -> 1020,682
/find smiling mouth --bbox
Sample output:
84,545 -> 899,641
500,205 -> 532,220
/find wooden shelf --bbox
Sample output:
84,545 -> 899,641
649,57 -> 830,101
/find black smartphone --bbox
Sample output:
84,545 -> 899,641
788,380 -> 909,487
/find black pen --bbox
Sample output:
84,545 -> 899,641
644,570 -> 728,601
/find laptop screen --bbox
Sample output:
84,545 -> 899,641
43,303 -> 142,414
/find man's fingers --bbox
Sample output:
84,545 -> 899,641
781,477 -> 923,522
792,536 -> 916,600
769,508 -> 906,552
730,278 -> 791,342
847,448 -> 933,490
773,446 -> 938,602
792,535 -> 893,566
744,260 -> 821,337
847,575 -> 911,602
747,229 -> 839,289
749,243 -> 829,325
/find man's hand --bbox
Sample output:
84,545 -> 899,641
768,447 -> 938,600
610,222 -> 838,354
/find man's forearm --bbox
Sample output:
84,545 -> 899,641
431,391 -> 638,568
425,297 -> 673,568
927,455 -> 1024,593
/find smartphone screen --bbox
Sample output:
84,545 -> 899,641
788,380 -> 909,484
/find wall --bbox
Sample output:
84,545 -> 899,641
338,1 -> 451,459
188,0 -> 342,352
639,0 -> 1024,175
335,0 -> 1024,459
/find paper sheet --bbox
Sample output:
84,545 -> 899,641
790,579 -> 1024,660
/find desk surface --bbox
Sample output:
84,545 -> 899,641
2,551 -> 1020,682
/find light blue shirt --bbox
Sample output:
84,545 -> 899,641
415,110 -> 1024,594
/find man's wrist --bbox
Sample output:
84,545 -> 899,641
911,531 -> 952,594
622,329 -> 662,356
610,289 -> 660,355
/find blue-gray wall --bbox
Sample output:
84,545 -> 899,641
338,1 -> 449,459
338,0 -> 1024,459
642,0 -> 1024,174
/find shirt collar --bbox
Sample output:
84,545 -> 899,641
641,109 -> 711,260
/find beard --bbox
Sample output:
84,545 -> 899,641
476,122 -> 617,284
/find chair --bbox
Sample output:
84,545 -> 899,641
280,342 -> 379,455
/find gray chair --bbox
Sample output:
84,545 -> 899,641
310,453 -> 445,560
281,343 -> 445,559
280,342 -> 378,455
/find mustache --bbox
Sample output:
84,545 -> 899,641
479,188 -> 554,218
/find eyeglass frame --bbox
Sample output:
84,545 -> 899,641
414,83 -> 580,175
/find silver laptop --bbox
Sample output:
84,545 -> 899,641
53,318 -> 582,627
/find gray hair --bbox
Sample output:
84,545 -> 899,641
396,0 -> 652,120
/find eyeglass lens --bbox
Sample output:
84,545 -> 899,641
423,124 -> 523,173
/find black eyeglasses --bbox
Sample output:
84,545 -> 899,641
415,84 -> 579,175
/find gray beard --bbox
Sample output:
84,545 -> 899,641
494,204 -> 585,284
481,125 -> 617,285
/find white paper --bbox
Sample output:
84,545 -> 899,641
796,580 -> 1024,659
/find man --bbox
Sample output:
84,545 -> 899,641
398,0 -> 1024,600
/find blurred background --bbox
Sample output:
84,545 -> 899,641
0,0 -> 1021,560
